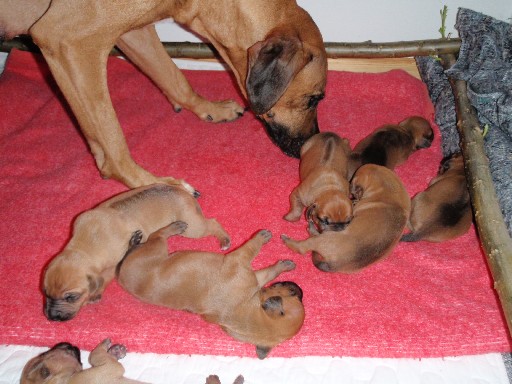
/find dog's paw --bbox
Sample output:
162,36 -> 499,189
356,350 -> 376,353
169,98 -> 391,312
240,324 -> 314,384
198,100 -> 245,123
107,344 -> 127,360
220,236 -> 231,251
258,229 -> 272,244
168,221 -> 188,235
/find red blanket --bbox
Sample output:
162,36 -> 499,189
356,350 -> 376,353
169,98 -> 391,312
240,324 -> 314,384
0,49 -> 509,358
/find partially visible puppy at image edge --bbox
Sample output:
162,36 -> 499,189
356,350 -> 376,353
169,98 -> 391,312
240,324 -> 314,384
282,164 -> 410,273
21,339 -> 244,384
284,132 -> 353,233
117,224 -> 304,359
401,152 -> 472,242
21,339 -> 146,384
348,116 -> 434,178
43,184 -> 230,322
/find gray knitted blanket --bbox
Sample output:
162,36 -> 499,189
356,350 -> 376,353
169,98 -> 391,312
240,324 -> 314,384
416,8 -> 512,235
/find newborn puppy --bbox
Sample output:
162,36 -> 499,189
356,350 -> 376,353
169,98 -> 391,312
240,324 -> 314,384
401,152 -> 472,242
284,132 -> 353,232
21,339 -> 146,384
43,184 -> 230,321
348,116 -> 434,178
117,224 -> 304,359
282,164 -> 410,273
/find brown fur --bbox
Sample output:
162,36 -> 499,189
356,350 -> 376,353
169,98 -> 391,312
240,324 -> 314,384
117,224 -> 304,359
0,0 -> 327,190
21,339 -> 146,384
348,116 -> 434,178
282,164 -> 410,273
284,132 -> 353,232
401,152 -> 472,242
43,184 -> 230,321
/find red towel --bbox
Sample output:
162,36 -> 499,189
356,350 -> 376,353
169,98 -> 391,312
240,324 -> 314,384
0,49 -> 509,358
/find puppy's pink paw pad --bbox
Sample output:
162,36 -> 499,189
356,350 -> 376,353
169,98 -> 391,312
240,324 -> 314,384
107,344 -> 127,360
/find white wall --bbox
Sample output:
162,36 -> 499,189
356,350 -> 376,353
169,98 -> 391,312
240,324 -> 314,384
155,0 -> 512,43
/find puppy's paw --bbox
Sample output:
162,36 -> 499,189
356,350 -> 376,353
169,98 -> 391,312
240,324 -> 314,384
205,375 -> 221,384
169,221 -> 188,234
107,344 -> 127,360
279,259 -> 296,271
198,99 -> 245,123
257,229 -> 272,244
220,236 -> 231,251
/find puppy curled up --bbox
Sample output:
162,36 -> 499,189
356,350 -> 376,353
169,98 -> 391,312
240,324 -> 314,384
117,224 -> 304,359
401,152 -> 472,242
348,116 -> 434,178
43,183 -> 230,322
284,132 -> 353,233
282,164 -> 410,273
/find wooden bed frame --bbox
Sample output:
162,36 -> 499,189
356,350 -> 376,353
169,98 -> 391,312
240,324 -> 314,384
2,36 -> 511,336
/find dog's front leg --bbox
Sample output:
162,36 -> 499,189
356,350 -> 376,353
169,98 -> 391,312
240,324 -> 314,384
229,229 -> 272,264
254,260 -> 296,287
117,25 -> 246,123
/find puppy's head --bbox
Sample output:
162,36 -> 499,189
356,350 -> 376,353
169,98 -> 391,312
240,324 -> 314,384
43,251 -> 104,321
398,116 -> 434,149
306,193 -> 353,232
246,22 -> 327,158
255,281 -> 305,359
439,152 -> 464,175
21,342 -> 82,384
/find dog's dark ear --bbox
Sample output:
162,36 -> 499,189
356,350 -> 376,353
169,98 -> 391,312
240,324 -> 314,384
23,360 -> 50,382
262,295 -> 284,317
246,32 -> 307,114
255,345 -> 272,359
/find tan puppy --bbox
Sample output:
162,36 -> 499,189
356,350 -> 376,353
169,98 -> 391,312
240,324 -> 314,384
21,339 -> 146,384
43,184 -> 230,321
1,0 -> 327,190
284,132 -> 353,233
117,224 -> 304,359
348,116 -> 434,178
401,152 -> 472,242
282,164 -> 410,273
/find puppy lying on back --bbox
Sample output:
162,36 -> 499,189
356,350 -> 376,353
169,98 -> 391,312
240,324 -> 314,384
282,164 -> 410,273
21,338 -> 146,384
117,223 -> 304,359
348,116 -> 434,178
43,184 -> 230,322
284,132 -> 353,232
401,152 -> 472,242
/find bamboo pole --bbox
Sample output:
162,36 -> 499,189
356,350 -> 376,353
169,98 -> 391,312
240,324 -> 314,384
441,53 -> 512,335
0,37 -> 461,58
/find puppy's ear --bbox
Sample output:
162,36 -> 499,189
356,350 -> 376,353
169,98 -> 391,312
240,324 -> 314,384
255,345 -> 272,359
87,275 -> 104,301
262,296 -> 284,317
21,360 -> 50,383
246,31 -> 308,114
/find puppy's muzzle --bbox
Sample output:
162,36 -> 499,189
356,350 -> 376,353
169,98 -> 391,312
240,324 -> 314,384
44,299 -> 77,322
259,118 -> 319,158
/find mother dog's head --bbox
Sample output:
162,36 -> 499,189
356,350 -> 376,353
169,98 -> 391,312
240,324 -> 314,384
245,26 -> 327,158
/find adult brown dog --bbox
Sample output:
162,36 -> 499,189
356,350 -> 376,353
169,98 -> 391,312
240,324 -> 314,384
0,0 -> 327,190
21,339 -> 146,384
284,132 -> 353,232
401,152 -> 472,242
43,184 -> 230,322
117,223 -> 304,359
282,164 -> 410,273
348,116 -> 434,178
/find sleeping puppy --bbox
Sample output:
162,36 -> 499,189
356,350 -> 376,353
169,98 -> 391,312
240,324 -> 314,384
21,339 -> 146,384
282,164 -> 410,273
117,224 -> 304,359
401,152 -> 472,242
43,184 -> 230,322
348,116 -> 434,178
284,132 -> 353,233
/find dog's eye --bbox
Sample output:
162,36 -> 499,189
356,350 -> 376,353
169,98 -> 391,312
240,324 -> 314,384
318,217 -> 329,225
64,293 -> 81,303
307,93 -> 324,109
